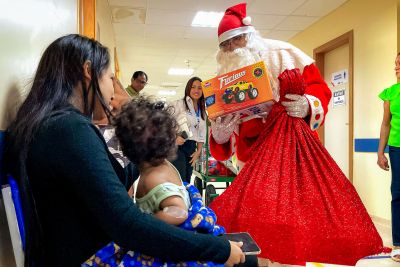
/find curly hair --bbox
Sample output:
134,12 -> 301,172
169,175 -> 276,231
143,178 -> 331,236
112,96 -> 178,166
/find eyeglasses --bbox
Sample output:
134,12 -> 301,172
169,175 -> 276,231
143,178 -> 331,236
135,79 -> 148,85
219,34 -> 246,50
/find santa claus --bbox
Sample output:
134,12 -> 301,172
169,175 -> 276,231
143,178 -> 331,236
209,2 -> 331,170
208,4 -> 383,267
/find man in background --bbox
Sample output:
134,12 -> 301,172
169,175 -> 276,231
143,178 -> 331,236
126,70 -> 148,98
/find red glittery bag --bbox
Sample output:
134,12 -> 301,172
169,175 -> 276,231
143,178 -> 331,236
210,68 -> 383,265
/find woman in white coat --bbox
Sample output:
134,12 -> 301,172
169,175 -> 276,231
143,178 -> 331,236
171,77 -> 206,183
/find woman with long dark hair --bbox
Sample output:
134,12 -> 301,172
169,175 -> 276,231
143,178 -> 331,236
5,34 -> 244,267
171,77 -> 206,183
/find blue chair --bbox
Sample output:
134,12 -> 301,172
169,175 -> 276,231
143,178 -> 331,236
1,131 -> 25,266
2,174 -> 25,267
8,175 -> 25,249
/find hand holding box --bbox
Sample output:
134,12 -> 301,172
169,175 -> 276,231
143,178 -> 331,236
202,61 -> 274,119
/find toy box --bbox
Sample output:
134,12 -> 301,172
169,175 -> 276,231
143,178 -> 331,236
202,61 -> 274,119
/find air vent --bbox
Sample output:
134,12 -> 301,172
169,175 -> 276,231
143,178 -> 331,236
111,7 -> 146,24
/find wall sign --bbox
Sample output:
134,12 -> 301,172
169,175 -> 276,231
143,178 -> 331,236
331,69 -> 348,86
333,89 -> 346,107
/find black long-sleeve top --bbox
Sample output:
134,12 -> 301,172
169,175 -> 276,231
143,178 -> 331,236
13,108 -> 230,266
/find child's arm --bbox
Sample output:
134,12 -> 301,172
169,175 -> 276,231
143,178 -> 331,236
154,196 -> 188,225
138,166 -> 189,225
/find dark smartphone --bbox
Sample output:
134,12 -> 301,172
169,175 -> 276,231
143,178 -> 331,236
224,232 -> 261,255
180,131 -> 189,140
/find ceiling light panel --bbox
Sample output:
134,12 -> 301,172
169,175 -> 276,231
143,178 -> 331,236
191,11 -> 223,27
168,68 -> 194,76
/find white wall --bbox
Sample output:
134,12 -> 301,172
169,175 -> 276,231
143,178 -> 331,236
96,0 -> 116,73
0,0 -> 78,265
0,0 -> 78,130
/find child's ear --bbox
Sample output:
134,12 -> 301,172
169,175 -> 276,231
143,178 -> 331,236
83,60 -> 92,80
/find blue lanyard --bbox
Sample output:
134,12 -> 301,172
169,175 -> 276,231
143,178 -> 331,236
195,108 -> 201,129
195,108 -> 200,119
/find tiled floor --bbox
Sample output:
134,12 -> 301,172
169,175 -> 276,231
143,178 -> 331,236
350,220 -> 397,267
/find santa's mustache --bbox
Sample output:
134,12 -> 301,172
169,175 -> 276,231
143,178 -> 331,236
216,47 -> 261,75
217,47 -> 258,63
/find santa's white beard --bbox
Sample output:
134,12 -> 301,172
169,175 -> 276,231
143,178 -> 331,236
216,47 -> 261,75
216,43 -> 280,101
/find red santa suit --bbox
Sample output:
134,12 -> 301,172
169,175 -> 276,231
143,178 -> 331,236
208,3 -> 383,266
210,38 -> 331,164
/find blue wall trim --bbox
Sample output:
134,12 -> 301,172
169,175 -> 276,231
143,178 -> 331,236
354,138 -> 388,153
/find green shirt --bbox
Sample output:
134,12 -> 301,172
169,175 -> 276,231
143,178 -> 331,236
379,83 -> 400,147
125,85 -> 139,98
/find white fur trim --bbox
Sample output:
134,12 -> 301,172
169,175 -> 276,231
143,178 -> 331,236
304,94 -> 324,131
261,39 -> 314,76
242,16 -> 251,25
260,38 -> 314,100
219,26 -> 255,44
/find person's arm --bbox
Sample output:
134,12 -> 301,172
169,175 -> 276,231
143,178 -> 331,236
140,171 -> 189,225
191,114 -> 206,165
377,101 -> 391,171
154,195 -> 189,225
209,135 -> 233,161
209,114 -> 240,160
190,142 -> 203,167
302,64 -> 332,130
279,65 -> 330,131
266,41 -> 330,130
169,100 -> 188,145
176,135 -> 186,146
48,115 -> 231,263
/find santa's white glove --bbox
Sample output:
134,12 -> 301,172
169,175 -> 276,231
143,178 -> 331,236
210,114 -> 240,144
281,94 -> 310,118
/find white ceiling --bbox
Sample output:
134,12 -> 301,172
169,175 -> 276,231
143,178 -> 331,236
108,0 -> 348,100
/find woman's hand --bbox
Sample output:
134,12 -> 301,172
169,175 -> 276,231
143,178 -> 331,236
176,136 -> 185,146
189,150 -> 201,167
225,241 -> 245,267
377,153 -> 390,171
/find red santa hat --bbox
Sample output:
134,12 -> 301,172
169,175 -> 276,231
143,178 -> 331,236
218,2 -> 255,44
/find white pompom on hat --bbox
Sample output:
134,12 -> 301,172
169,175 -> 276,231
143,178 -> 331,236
242,16 -> 251,25
218,3 -> 255,44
